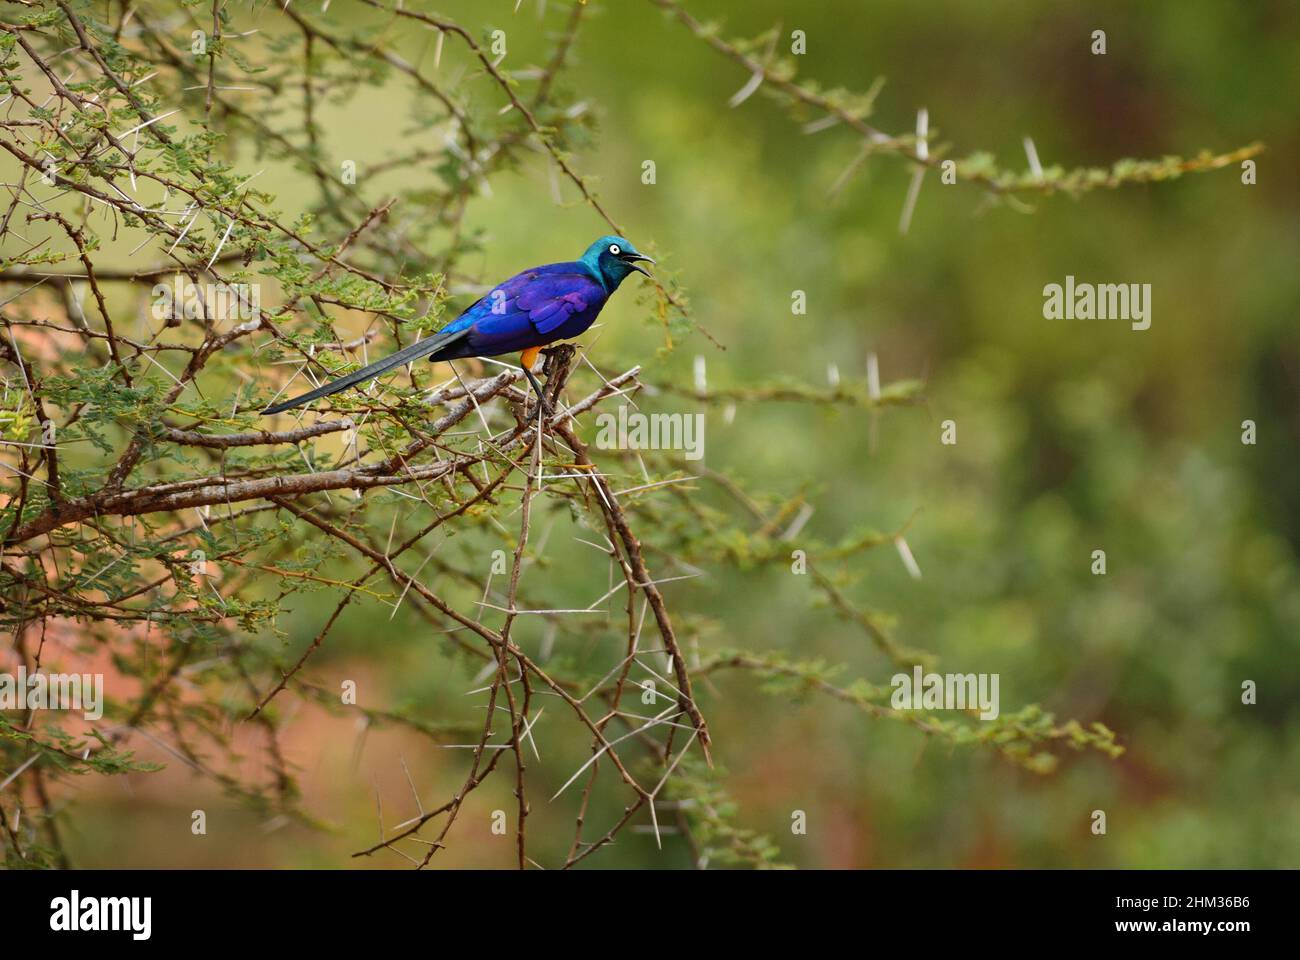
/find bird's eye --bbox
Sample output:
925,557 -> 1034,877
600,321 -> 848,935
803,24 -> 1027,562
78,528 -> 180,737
609,244 -> 621,255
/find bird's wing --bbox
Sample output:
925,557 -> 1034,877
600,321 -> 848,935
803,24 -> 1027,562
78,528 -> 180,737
261,324 -> 471,415
458,269 -> 604,352
515,272 -> 604,335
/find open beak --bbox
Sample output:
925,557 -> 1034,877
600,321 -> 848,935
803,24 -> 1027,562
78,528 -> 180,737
621,252 -> 655,277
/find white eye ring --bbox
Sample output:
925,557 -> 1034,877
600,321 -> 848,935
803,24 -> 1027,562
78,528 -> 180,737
609,244 -> 621,255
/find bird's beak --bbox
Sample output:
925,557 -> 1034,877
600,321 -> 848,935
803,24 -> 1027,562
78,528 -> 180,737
622,252 -> 655,277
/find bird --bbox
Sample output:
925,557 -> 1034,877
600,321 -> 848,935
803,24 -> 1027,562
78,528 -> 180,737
261,235 -> 654,417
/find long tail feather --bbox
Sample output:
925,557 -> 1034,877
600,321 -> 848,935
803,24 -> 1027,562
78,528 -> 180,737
261,326 -> 471,415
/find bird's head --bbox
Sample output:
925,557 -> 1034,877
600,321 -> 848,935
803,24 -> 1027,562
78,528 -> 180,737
581,235 -> 655,290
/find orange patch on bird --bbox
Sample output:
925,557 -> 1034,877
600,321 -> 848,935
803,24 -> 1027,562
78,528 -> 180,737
520,346 -> 540,370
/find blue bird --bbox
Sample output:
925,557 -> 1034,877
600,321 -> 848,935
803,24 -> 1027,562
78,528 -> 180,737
261,235 -> 654,416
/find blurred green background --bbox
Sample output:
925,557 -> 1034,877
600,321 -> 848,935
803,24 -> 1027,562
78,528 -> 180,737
55,0 -> 1300,868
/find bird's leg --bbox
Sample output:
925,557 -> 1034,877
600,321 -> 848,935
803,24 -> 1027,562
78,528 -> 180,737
519,347 -> 553,423
523,366 -> 552,423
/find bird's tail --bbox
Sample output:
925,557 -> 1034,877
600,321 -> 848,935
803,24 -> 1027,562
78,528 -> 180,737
261,326 -> 471,415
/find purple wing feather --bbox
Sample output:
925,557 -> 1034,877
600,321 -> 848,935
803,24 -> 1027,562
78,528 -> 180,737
441,264 -> 607,357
